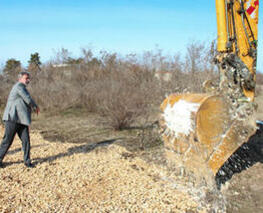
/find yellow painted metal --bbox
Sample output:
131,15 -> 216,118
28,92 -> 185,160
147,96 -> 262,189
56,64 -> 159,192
160,93 -> 256,178
160,0 -> 259,183
216,0 -> 228,51
234,0 -> 258,99
161,95 -> 227,173
216,0 -> 259,100
195,95 -> 247,175
160,93 -> 216,184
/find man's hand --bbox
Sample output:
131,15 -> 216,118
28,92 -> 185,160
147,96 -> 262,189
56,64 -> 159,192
35,107 -> 40,115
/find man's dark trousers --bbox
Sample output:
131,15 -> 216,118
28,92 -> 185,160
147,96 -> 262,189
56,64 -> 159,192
0,121 -> 31,164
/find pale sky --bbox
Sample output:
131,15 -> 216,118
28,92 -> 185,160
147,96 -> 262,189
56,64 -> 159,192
0,0 -> 262,72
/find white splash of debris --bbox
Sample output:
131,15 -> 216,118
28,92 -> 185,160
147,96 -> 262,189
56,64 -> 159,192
163,100 -> 200,137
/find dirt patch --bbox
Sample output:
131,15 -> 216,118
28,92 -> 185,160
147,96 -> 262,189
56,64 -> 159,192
0,104 -> 262,212
217,123 -> 263,212
30,109 -> 141,144
222,163 -> 263,213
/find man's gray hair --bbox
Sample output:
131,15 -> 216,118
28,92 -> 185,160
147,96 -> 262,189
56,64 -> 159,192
18,71 -> 30,79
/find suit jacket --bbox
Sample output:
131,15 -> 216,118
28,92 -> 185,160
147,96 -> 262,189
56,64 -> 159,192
2,82 -> 38,126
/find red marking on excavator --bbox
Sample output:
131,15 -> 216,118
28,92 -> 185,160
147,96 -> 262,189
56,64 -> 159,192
247,6 -> 255,15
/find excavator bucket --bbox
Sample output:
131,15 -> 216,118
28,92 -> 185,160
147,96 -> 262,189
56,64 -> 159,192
160,93 -> 257,186
159,0 -> 259,187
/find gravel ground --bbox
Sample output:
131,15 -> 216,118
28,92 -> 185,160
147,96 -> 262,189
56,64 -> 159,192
0,126 -> 227,213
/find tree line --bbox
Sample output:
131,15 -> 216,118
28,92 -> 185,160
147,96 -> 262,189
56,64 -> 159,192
1,42 -> 262,130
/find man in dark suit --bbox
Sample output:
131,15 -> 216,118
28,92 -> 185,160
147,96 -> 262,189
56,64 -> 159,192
0,71 -> 39,168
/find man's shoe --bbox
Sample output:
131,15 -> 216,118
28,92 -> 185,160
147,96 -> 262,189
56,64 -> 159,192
25,163 -> 35,168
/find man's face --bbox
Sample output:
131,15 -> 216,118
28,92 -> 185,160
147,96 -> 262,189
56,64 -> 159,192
19,74 -> 30,85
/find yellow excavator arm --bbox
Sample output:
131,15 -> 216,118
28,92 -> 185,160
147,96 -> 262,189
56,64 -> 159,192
216,0 -> 258,100
159,0 -> 259,188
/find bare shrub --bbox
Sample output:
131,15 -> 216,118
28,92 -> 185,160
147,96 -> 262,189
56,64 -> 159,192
29,65 -> 80,112
256,73 -> 263,96
28,44 -> 216,128
256,72 -> 263,85
0,77 -> 12,109
184,40 -> 218,92
95,68 -> 155,130
1,43 -> 219,130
